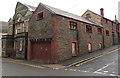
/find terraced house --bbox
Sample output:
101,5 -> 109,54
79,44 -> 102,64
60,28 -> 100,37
2,2 -> 36,59
2,2 -> 119,63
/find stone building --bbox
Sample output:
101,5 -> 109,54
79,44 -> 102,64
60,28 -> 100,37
2,2 -> 119,63
28,3 -> 108,63
2,2 -> 36,59
82,8 -> 119,48
12,2 -> 36,59
1,21 -> 13,57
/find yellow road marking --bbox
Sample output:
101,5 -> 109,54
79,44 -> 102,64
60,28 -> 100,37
75,48 -> 120,67
2,59 -> 48,69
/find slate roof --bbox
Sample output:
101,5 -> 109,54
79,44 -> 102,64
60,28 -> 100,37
24,4 -> 36,11
83,9 -> 117,24
40,3 -> 103,27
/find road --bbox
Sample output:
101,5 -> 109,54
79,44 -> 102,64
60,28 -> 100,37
65,49 -> 118,76
2,47 -> 119,76
2,59 -> 103,76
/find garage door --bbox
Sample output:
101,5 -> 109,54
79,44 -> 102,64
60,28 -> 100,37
32,41 -> 52,61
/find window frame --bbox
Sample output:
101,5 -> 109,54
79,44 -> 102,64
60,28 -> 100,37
68,19 -> 78,30
105,29 -> 110,36
97,27 -> 102,34
112,31 -> 115,37
87,41 -> 92,52
36,11 -> 44,21
86,13 -> 91,19
98,42 -> 102,49
70,41 -> 78,56
86,24 -> 92,33
19,40 -> 23,51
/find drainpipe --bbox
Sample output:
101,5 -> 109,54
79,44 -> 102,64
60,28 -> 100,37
76,26 -> 80,55
12,19 -> 15,57
101,18 -> 105,48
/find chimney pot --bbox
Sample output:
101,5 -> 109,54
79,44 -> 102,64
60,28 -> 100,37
100,8 -> 104,16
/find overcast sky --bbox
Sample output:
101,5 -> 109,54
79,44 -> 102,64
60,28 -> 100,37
0,0 -> 119,22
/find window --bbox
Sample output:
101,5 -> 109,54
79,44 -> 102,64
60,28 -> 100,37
19,40 -> 22,51
88,42 -> 92,52
15,29 -> 17,34
106,30 -> 109,36
112,32 -> 115,37
106,19 -> 108,23
69,21 -> 77,29
98,28 -> 102,34
17,28 -> 20,33
86,13 -> 91,19
86,25 -> 92,33
99,43 -> 102,49
22,23 -> 25,32
70,41 -> 78,56
36,11 -> 44,20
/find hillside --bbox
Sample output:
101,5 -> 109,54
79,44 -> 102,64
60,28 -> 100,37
0,21 -> 8,33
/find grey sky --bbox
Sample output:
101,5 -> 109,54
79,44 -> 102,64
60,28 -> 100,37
0,0 -> 119,22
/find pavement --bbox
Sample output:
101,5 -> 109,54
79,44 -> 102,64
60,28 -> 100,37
2,45 -> 120,69
59,45 -> 119,66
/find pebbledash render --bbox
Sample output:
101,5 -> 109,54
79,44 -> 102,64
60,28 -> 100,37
2,2 -> 119,63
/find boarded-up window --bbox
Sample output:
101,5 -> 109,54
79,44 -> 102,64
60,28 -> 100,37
88,42 -> 92,52
19,40 -> 22,51
71,41 -> 78,56
72,42 -> 76,56
99,43 -> 102,49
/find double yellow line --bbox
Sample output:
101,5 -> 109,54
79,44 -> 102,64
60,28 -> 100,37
2,58 -> 48,69
75,48 -> 120,67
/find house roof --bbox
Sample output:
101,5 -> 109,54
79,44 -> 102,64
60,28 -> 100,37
40,3 -> 103,27
83,9 -> 117,23
24,4 -> 36,11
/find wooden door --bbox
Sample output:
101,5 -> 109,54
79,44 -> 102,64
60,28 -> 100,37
32,41 -> 52,61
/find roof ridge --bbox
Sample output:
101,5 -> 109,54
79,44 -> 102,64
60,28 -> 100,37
37,2 -> 103,27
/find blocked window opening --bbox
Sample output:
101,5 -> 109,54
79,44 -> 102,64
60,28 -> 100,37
88,43 -> 92,52
71,41 -> 78,56
99,43 -> 102,49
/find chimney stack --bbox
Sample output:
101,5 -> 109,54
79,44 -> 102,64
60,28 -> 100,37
100,8 -> 104,16
115,15 -> 117,21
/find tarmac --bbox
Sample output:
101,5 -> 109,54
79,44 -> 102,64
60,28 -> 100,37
2,45 -> 120,69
